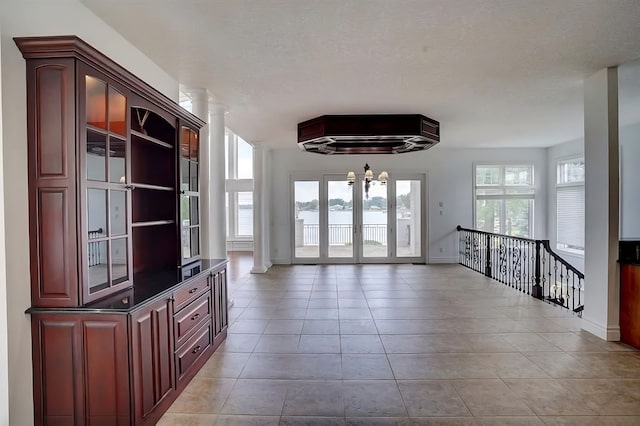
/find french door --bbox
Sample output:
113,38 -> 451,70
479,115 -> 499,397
292,174 -> 426,264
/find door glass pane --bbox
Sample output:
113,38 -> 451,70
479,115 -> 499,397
108,87 -> 126,136
85,76 -> 106,129
181,158 -> 190,191
328,180 -> 353,258
237,192 -> 253,236
111,238 -> 128,285
476,199 -> 502,233
88,189 -> 107,236
181,127 -> 191,159
190,161 -> 198,191
181,195 -> 191,259
181,195 -> 190,226
110,190 -> 127,236
182,228 -> 191,259
294,181 -> 319,258
190,131 -> 199,161
109,136 -> 126,183
88,240 -> 108,294
190,227 -> 200,257
190,197 -> 199,225
86,130 -> 107,181
396,180 -> 421,257
362,181 -> 387,258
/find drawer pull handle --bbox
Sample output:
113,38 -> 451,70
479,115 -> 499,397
189,287 -> 198,294
191,313 -> 200,321
192,345 -> 202,354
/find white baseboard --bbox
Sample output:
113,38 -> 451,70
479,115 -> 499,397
428,257 -> 459,264
581,318 -> 621,341
227,240 -> 253,251
271,258 -> 290,265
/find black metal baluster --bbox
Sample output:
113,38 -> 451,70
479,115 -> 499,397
457,226 -> 583,314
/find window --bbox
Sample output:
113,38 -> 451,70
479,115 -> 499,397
226,130 -> 254,240
474,165 -> 534,238
236,192 -> 253,236
178,90 -> 192,113
237,138 -> 253,179
556,157 -> 584,254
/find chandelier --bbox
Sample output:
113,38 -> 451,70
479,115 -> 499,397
347,163 -> 389,198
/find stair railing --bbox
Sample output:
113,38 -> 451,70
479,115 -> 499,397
456,225 -> 584,316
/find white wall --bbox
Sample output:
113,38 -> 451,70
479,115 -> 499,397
545,138 -> 585,273
269,147 -> 547,264
0,1 -> 179,423
620,121 -> 640,239
619,58 -> 640,239
0,22 -> 9,426
618,58 -> 640,240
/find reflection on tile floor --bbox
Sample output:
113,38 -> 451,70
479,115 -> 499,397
160,263 -> 640,425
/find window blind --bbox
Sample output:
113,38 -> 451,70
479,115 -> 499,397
557,185 -> 584,250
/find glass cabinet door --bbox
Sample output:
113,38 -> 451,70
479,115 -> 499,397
180,126 -> 200,263
84,74 -> 131,300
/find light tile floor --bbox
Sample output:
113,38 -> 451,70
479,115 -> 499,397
160,263 -> 640,425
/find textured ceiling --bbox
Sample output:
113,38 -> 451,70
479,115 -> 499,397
81,0 -> 640,149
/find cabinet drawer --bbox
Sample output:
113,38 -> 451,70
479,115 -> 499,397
174,274 -> 210,311
174,293 -> 210,347
176,323 -> 212,381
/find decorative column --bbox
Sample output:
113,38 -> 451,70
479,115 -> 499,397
251,145 -> 270,273
582,67 -> 620,341
410,180 -> 421,256
208,99 -> 227,259
0,27 -> 10,424
263,147 -> 272,269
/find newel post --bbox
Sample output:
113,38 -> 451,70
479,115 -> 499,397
532,240 -> 543,298
485,234 -> 492,277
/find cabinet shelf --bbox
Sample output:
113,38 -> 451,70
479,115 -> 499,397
132,187 -> 176,224
132,220 -> 175,228
131,129 -> 173,149
86,123 -> 108,135
131,133 -> 176,188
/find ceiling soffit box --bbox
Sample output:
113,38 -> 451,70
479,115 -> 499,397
297,114 -> 440,154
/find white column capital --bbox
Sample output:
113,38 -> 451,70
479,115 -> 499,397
208,96 -> 227,115
183,87 -> 208,99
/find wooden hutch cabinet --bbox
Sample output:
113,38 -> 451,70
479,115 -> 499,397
16,36 -> 228,425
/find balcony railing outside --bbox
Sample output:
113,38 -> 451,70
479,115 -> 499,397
457,225 -> 584,315
88,228 -> 103,267
302,224 -> 387,246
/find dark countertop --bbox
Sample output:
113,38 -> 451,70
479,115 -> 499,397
27,258 -> 227,314
620,240 -> 640,265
